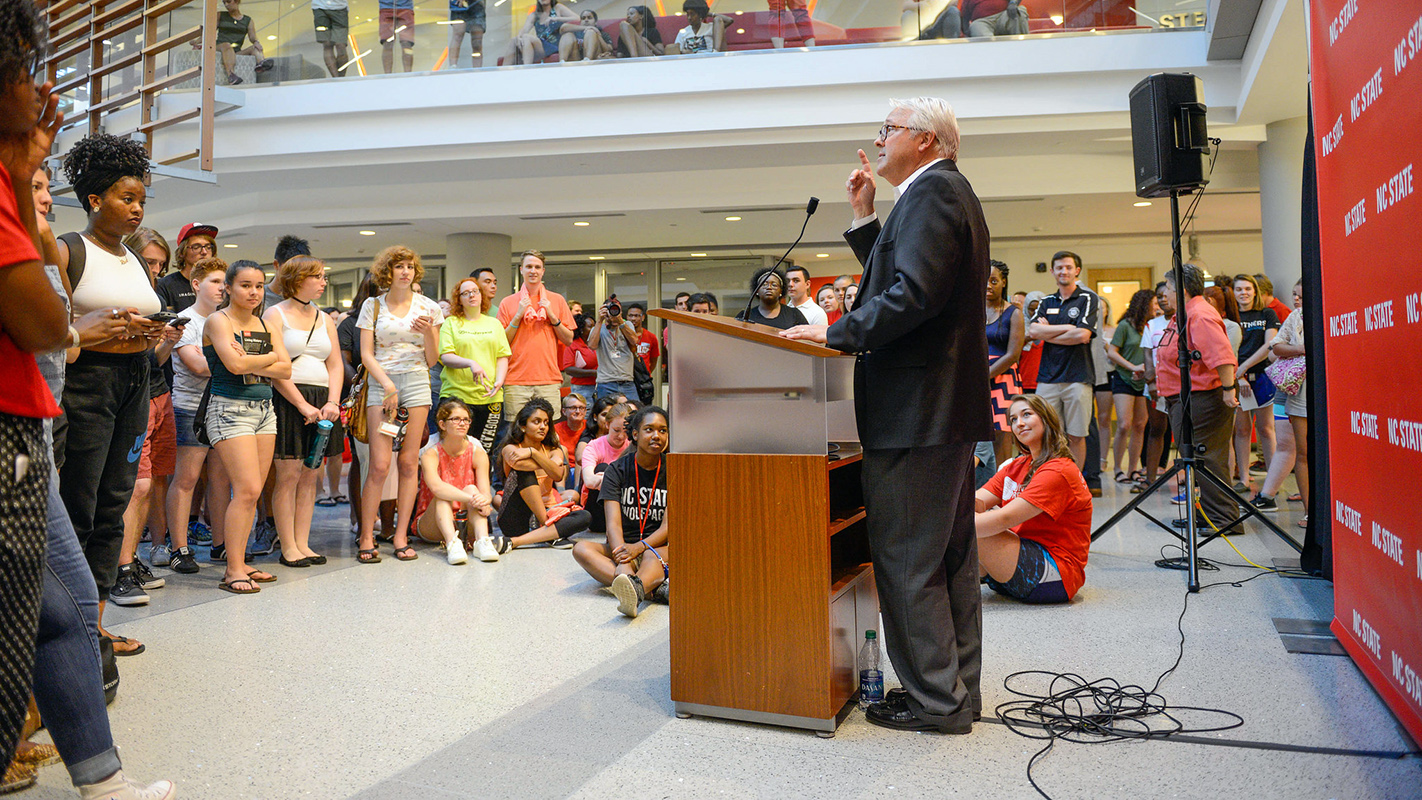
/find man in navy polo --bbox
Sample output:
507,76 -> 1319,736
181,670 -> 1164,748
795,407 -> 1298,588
1026,250 -> 1100,468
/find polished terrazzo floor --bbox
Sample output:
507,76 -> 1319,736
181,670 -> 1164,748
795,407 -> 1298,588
24,467 -> 1422,799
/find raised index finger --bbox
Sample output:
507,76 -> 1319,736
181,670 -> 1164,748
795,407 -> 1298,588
858,149 -> 873,172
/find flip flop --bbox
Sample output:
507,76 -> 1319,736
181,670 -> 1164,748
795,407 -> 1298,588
333,495 -> 349,505
245,568 -> 277,583
393,545 -> 418,561
357,547 -> 381,564
315,497 -> 339,507
102,635 -> 145,656
218,578 -> 259,594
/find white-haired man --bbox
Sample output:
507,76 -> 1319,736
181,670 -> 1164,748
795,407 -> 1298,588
784,97 -> 989,735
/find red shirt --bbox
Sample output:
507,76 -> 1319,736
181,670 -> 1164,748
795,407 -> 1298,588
1268,297 -> 1292,323
826,309 -> 842,325
560,338 -> 597,386
554,420 -> 585,460
0,164 -> 61,419
1017,340 -> 1043,391
985,455 -> 1093,600
633,329 -> 659,372
1155,295 -> 1237,398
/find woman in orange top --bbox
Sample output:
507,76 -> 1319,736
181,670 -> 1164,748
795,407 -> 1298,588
975,394 -> 1093,604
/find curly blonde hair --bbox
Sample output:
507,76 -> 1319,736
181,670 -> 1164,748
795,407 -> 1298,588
273,255 -> 327,299
370,245 -> 423,289
188,257 -> 228,283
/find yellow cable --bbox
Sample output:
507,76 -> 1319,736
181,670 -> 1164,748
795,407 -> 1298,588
1191,502 -> 1273,571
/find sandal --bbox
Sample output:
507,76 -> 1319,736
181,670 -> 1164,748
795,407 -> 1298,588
245,568 -> 277,583
101,635 -> 145,657
1130,481 -> 1147,494
357,547 -> 381,564
1128,470 -> 1145,482
218,577 -> 259,594
1113,471 -> 1131,483
315,496 -> 339,507
333,495 -> 349,505
1287,493 -> 1303,502
393,545 -> 418,561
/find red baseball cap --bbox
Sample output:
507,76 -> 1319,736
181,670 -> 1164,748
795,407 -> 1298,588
177,222 -> 219,243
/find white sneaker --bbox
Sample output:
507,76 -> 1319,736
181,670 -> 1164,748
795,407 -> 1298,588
446,540 -> 468,565
473,537 -> 500,562
79,771 -> 176,800
611,574 -> 644,619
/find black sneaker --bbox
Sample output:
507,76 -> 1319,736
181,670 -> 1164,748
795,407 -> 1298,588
169,546 -> 200,574
651,578 -> 669,604
491,534 -> 512,555
550,536 -> 575,550
108,566 -> 149,607
1250,494 -> 1278,512
248,520 -> 277,557
131,559 -> 164,590
209,543 -> 226,563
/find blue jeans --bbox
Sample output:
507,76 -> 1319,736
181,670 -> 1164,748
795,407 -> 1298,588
568,384 -> 596,407
34,462 -> 120,786
595,381 -> 637,403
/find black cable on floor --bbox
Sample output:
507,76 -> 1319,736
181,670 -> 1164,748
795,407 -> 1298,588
993,554 -> 1329,800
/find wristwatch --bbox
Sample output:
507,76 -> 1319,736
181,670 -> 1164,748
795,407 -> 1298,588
1224,382 -> 1238,391
550,317 -> 562,327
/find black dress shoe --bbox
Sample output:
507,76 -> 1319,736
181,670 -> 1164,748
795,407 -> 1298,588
866,700 -> 972,734
885,687 -> 982,721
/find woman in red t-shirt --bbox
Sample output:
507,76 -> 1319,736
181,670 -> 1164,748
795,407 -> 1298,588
975,394 -> 1093,603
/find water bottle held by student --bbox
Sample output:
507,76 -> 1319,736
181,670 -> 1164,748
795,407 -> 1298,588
389,407 -> 410,451
859,629 -> 883,708
304,419 -> 334,469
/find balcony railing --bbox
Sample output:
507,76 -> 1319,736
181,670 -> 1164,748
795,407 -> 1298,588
48,0 -> 1207,115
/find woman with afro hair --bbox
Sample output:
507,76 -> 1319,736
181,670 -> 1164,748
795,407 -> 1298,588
54,132 -> 168,655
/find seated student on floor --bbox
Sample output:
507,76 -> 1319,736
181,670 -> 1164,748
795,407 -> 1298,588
495,398 -> 591,551
414,399 -> 498,565
580,401 -> 633,532
572,406 -> 670,618
975,394 -> 1093,604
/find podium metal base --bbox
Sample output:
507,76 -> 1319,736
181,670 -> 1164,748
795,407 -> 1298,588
673,695 -> 859,736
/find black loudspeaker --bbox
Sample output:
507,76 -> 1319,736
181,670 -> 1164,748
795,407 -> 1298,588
1129,73 -> 1209,198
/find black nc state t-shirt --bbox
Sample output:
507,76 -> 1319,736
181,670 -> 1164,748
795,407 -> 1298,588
598,450 -> 667,543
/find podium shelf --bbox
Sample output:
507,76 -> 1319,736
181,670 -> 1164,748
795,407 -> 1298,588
828,508 -> 867,536
831,562 -> 873,597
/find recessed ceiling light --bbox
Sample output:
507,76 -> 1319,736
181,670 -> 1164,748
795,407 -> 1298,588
359,230 -> 376,235
266,35 -> 276,41
724,216 -> 741,221
574,221 -> 590,227
223,243 -> 238,248
816,253 -> 829,258
589,256 -> 605,260
1133,201 -> 1152,207
736,28 -> 745,33
675,277 -> 687,281
690,253 -> 707,257
1050,14 -> 1063,24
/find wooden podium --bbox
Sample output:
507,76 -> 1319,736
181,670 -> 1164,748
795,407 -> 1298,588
652,309 -> 878,737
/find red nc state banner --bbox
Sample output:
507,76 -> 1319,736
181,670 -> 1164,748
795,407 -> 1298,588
1309,0 -> 1422,743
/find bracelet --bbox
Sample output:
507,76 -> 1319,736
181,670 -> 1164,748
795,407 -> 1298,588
69,326 -> 80,348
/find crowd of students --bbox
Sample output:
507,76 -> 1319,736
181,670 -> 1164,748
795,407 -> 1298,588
0,35 -> 677,788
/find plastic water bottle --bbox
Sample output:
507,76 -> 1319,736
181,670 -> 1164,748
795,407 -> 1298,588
858,629 -> 883,708
453,507 -> 468,539
391,407 -> 410,451
304,420 -> 334,469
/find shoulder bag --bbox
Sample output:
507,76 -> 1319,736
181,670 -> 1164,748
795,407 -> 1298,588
342,298 -> 379,443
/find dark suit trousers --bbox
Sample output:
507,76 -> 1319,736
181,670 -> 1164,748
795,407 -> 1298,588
861,442 -> 981,728
1167,388 -> 1239,523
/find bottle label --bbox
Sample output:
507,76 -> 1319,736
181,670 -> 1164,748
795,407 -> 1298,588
859,669 -> 884,703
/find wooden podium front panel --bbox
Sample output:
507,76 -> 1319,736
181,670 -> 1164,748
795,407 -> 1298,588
669,453 -> 832,719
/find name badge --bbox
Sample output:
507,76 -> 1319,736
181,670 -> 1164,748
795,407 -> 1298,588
1047,308 -> 1060,315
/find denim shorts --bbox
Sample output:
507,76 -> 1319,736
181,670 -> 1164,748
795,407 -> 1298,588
206,396 -> 277,444
174,406 -> 204,448
986,538 -> 1069,604
366,369 -> 432,410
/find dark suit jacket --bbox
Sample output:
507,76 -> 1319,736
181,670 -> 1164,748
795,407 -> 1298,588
825,159 -> 992,449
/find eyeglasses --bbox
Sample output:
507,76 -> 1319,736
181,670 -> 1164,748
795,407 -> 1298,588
188,243 -> 215,253
459,290 -> 479,297
444,417 -> 472,425
878,124 -> 926,141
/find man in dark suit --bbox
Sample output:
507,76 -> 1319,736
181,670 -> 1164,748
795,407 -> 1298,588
784,97 -> 991,734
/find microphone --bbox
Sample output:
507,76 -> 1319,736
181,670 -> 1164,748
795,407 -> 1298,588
742,197 -> 819,321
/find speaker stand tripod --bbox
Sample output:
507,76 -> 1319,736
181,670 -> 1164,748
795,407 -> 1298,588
1090,190 -> 1303,592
